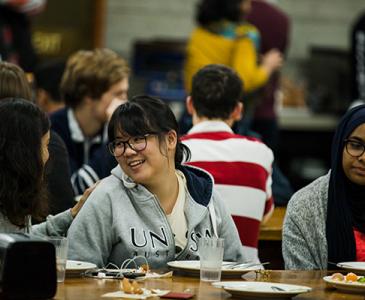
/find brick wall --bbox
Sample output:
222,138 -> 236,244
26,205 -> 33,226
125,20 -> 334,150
277,0 -> 365,59
106,0 -> 365,59
106,0 -> 197,59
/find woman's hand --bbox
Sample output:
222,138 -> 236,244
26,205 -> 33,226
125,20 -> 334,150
71,182 -> 99,218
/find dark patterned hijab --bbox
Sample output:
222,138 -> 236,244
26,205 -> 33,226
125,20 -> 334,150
327,104 -> 365,265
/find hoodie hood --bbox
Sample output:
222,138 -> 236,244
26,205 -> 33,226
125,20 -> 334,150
110,164 -> 214,207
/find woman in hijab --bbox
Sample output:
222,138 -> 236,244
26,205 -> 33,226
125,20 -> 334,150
283,104 -> 365,269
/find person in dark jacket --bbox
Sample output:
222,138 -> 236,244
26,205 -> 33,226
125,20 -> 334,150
51,48 -> 130,196
351,11 -> 365,102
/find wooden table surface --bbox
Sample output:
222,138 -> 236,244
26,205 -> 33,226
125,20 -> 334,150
259,206 -> 286,241
55,270 -> 365,299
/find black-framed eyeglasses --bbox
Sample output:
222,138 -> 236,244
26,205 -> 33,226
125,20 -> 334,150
108,134 -> 155,157
344,139 -> 365,158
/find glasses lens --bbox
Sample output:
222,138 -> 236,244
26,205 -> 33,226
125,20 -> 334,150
109,141 -> 125,157
130,136 -> 147,151
346,140 -> 364,157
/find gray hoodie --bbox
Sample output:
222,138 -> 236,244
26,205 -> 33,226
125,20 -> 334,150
67,165 -> 246,268
0,210 -> 73,236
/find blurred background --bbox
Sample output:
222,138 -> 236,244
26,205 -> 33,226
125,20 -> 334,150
30,0 -> 365,191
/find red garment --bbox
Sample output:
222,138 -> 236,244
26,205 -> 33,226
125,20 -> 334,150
246,0 -> 290,120
354,228 -> 365,261
182,121 -> 274,262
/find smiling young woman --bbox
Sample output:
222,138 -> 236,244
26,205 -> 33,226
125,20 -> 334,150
283,104 -> 365,270
67,95 -> 247,269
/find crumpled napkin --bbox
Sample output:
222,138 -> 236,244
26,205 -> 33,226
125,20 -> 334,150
102,288 -> 169,299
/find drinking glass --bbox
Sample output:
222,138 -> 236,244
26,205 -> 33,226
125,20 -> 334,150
48,237 -> 68,283
198,237 -> 224,282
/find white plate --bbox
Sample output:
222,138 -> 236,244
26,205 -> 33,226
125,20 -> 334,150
167,260 -> 260,278
323,276 -> 365,293
66,260 -> 97,273
212,281 -> 311,298
337,262 -> 365,273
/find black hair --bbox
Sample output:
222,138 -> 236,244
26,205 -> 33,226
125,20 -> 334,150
191,64 -> 243,119
0,98 -> 50,227
34,59 -> 66,102
196,0 -> 245,26
108,95 -> 191,166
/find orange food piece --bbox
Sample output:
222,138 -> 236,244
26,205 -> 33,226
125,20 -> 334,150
132,281 -> 143,294
345,272 -> 358,282
140,264 -> 149,272
121,278 -> 143,294
121,278 -> 133,294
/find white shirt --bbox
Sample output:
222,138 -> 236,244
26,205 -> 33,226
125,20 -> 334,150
166,170 -> 188,255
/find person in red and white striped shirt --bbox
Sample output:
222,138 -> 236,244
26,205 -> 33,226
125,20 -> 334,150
182,64 -> 274,262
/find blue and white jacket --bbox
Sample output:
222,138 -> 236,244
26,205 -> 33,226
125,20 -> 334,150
50,108 -> 116,195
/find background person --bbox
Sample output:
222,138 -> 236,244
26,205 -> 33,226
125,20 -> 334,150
245,0 -> 293,206
182,64 -> 274,263
51,48 -> 130,196
283,104 -> 365,269
67,95 -> 246,268
0,98 -> 92,234
34,59 -> 66,114
246,0 -> 290,153
184,0 -> 282,109
351,10 -> 365,103
0,61 -> 74,215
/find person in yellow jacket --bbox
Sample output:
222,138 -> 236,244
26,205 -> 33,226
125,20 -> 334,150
184,0 -> 283,95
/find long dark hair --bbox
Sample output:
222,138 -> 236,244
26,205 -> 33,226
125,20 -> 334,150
0,98 -> 50,227
327,104 -> 365,264
108,95 -> 191,167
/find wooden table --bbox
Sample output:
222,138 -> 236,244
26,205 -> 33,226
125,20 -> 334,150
55,270 -> 365,299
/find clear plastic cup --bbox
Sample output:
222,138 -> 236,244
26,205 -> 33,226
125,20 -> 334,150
198,237 -> 224,282
48,237 -> 68,283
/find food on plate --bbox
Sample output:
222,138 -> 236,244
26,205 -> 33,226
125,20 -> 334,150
121,278 -> 132,293
331,273 -> 344,281
140,264 -> 149,273
132,281 -> 143,294
345,272 -> 358,282
121,278 -> 143,294
329,272 -> 365,284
